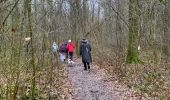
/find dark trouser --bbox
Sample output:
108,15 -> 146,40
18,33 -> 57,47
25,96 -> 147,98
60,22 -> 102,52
66,52 -> 68,59
68,52 -> 73,61
83,61 -> 90,70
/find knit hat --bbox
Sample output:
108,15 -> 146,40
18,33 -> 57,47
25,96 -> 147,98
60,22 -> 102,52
81,38 -> 87,43
68,39 -> 71,42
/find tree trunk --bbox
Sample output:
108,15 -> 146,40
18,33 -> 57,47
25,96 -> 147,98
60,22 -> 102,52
162,1 -> 170,57
126,0 -> 141,63
27,0 -> 36,99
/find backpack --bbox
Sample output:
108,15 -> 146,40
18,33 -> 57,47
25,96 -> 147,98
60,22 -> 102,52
60,44 -> 67,52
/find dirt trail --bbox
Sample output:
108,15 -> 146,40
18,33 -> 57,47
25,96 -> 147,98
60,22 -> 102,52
67,59 -> 140,100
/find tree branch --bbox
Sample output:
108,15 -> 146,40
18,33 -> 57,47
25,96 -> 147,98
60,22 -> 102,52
109,4 -> 129,27
2,0 -> 20,26
84,1 -> 129,37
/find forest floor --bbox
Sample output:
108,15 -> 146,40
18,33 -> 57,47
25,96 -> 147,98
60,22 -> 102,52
64,59 -> 141,100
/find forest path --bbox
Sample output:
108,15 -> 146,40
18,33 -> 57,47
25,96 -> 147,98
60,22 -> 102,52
66,59 -> 140,100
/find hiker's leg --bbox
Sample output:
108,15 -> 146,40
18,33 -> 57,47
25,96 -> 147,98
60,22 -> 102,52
65,52 -> 67,60
70,52 -> 73,61
83,61 -> 87,70
67,52 -> 71,63
68,52 -> 71,60
62,53 -> 65,62
87,62 -> 90,69
66,50 -> 68,59
54,52 -> 57,58
63,53 -> 66,62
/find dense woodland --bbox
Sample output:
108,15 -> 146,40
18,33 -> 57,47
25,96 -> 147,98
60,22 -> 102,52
0,0 -> 170,99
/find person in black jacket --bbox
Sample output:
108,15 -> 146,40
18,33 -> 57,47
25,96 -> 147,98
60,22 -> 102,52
80,38 -> 92,70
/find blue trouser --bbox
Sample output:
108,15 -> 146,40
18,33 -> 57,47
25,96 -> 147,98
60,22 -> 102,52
60,53 -> 66,62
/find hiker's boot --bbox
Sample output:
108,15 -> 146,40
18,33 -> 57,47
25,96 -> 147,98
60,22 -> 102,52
84,66 -> 87,71
88,66 -> 90,69
71,61 -> 74,64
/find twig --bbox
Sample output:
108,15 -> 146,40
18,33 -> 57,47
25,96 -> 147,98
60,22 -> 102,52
2,0 -> 20,26
83,2 -> 129,37
109,3 -> 129,27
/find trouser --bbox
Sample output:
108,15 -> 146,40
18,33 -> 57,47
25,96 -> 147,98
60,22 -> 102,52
83,61 -> 90,70
60,53 -> 66,62
66,52 -> 68,59
68,52 -> 73,61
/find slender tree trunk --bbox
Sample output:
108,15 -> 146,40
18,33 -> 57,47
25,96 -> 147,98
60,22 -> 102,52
69,0 -> 81,56
149,6 -> 157,64
162,1 -> 170,57
126,0 -> 141,63
27,0 -> 36,99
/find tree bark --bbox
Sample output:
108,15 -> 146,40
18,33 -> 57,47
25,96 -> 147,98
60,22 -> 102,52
27,0 -> 36,99
126,0 -> 141,63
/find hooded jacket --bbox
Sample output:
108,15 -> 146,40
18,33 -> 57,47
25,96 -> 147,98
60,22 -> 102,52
66,42 -> 75,52
80,40 -> 92,63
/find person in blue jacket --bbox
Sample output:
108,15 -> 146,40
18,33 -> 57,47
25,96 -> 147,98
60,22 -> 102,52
51,42 -> 58,57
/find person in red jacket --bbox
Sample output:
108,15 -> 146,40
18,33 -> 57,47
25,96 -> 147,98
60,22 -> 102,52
66,39 -> 75,62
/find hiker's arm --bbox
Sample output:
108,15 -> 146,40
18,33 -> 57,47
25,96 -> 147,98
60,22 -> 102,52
73,43 -> 75,48
89,44 -> 91,51
80,45 -> 82,56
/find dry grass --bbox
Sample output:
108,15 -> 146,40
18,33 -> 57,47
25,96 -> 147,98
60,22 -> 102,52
93,49 -> 170,100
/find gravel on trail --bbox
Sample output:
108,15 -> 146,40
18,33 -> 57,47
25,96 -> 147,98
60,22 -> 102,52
66,59 -> 140,100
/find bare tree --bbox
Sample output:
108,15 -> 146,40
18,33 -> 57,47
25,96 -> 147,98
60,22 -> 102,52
126,0 -> 141,63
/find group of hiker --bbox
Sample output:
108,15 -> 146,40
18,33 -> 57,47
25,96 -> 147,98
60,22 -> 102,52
51,38 -> 92,70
